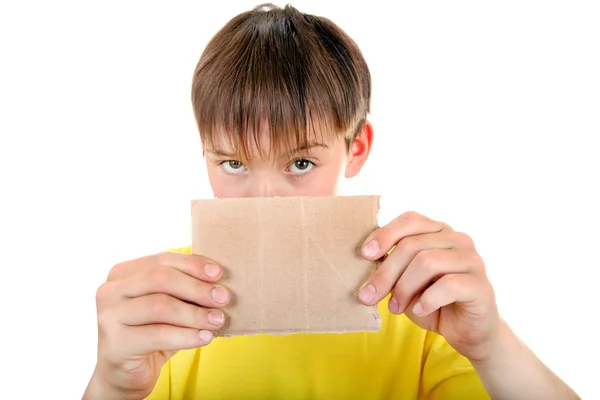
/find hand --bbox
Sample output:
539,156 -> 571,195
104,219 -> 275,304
85,252 -> 231,400
357,211 -> 499,362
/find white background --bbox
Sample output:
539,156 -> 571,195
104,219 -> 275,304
1,1 -> 598,398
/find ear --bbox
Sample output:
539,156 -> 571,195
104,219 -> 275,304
345,120 -> 374,178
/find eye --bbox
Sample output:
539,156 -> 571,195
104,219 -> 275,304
287,159 -> 315,175
220,160 -> 247,175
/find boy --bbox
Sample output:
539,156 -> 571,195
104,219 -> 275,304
83,4 -> 579,399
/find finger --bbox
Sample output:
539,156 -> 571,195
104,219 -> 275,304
123,324 -> 214,355
117,293 -> 226,331
108,252 -> 223,283
117,266 -> 231,308
406,273 -> 481,318
358,231 -> 460,306
361,211 -> 450,260
389,249 -> 480,314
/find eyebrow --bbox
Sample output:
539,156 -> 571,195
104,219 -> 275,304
205,142 -> 329,159
288,142 -> 329,155
205,148 -> 236,157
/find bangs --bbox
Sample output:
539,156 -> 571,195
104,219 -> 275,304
191,3 -> 370,161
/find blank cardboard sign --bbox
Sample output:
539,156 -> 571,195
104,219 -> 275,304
191,195 -> 381,336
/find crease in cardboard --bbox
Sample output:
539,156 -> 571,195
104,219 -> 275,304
258,198 -> 264,332
308,234 -> 353,292
301,196 -> 309,330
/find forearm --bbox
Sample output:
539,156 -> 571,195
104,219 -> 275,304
472,320 -> 579,400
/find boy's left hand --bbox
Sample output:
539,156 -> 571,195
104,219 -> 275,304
357,211 -> 500,363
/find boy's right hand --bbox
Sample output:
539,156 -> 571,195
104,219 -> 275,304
84,252 -> 230,400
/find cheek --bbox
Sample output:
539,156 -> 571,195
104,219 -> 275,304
292,161 -> 346,197
206,166 -> 245,198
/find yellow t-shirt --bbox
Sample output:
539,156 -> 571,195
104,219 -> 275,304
145,245 -> 489,399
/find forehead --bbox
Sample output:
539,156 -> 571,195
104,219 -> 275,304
204,124 -> 343,162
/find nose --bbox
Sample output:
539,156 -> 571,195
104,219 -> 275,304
247,174 -> 290,197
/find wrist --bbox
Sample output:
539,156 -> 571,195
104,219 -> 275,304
470,318 -> 522,371
83,370 -> 129,400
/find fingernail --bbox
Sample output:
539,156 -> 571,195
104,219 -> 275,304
363,240 -> 380,258
208,310 -> 224,326
413,302 -> 423,315
199,330 -> 213,342
389,297 -> 399,314
358,283 -> 376,304
205,263 -> 221,278
211,286 -> 228,304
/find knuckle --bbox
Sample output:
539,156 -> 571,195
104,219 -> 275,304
95,281 -> 115,306
96,309 -> 112,331
443,274 -> 461,293
148,294 -> 174,317
96,309 -> 122,341
414,249 -> 439,271
396,236 -> 419,254
469,251 -> 486,273
454,231 -> 474,247
401,210 -> 420,224
440,222 -> 453,232
148,267 -> 171,289
485,282 -> 497,302
107,261 -> 126,281
156,251 -> 171,267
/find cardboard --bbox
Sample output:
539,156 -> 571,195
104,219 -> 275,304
191,195 -> 381,336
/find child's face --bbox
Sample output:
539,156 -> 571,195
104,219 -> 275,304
204,122 -> 373,198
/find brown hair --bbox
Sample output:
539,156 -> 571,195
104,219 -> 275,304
191,3 -> 371,161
